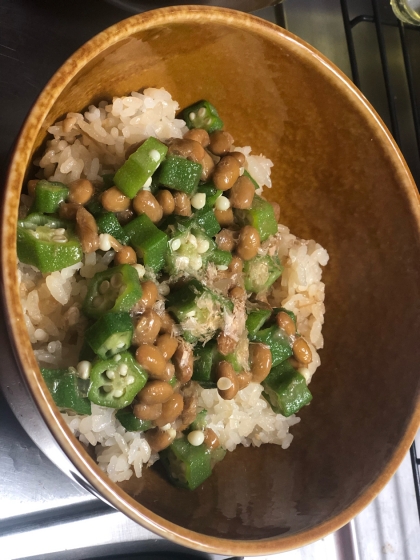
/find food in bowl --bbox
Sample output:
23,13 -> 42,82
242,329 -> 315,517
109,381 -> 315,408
17,88 -> 328,489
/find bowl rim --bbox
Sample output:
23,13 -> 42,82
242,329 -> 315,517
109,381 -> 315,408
2,5 -> 420,556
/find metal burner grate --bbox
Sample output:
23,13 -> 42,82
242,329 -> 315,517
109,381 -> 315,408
267,0 -> 420,529
340,0 -> 420,524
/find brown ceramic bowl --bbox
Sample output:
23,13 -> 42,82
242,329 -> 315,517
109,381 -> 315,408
1,6 -> 420,556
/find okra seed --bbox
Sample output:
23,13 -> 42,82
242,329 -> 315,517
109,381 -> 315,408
168,428 -> 177,439
159,283 -> 170,296
197,239 -> 210,254
117,364 -> 128,376
117,341 -> 126,349
215,196 -> 230,211
217,265 -> 228,271
176,256 -> 190,269
185,310 -> 196,318
113,389 -> 124,398
106,369 -> 116,379
99,280 -> 110,294
103,385 -> 113,392
127,375 -> 135,385
191,193 -> 206,209
188,430 -> 205,447
189,255 -> 202,271
188,234 -> 198,248
189,112 -> 196,120
198,107 -> 206,118
110,273 -> 123,288
55,228 -> 66,235
114,354 -> 121,362
132,264 -> 145,279
171,238 -> 181,251
149,149 -> 161,162
76,361 -> 91,380
99,233 -> 112,252
217,377 -> 233,390
205,118 -> 212,125
161,423 -> 172,431
53,237 -> 68,244
93,295 -> 104,308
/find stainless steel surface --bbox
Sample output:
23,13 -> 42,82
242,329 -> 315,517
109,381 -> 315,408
1,394 -> 418,559
0,0 -> 419,558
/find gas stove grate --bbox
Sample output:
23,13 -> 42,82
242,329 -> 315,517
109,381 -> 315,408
340,0 -> 420,524
274,0 -> 420,529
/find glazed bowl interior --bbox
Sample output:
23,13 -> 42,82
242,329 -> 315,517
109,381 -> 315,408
2,6 -> 420,556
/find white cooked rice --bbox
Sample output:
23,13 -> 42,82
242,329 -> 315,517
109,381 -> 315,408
19,88 -> 329,482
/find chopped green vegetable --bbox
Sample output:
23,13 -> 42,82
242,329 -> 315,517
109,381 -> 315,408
84,312 -> 133,359
17,214 -> 82,273
85,198 -> 105,218
192,341 -> 218,386
193,207 -> 221,237
114,137 -> 168,198
159,435 -> 213,490
180,100 -> 224,134
88,352 -> 147,409
263,360 -> 312,417
190,410 -> 207,431
246,308 -> 272,339
166,279 -> 232,342
196,182 -> 222,207
165,219 -> 228,275
224,352 -> 243,372
101,174 -> 115,190
253,326 -> 293,367
235,194 -> 278,241
32,180 -> 69,214
41,368 -> 91,415
243,169 -> 259,190
243,255 -> 283,293
124,214 -> 168,272
210,249 -> 232,267
116,408 -> 151,432
96,212 -> 129,245
78,340 -> 97,363
82,264 -> 142,320
157,155 -> 202,195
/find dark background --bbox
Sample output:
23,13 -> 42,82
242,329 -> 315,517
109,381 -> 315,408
0,0 -> 131,173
